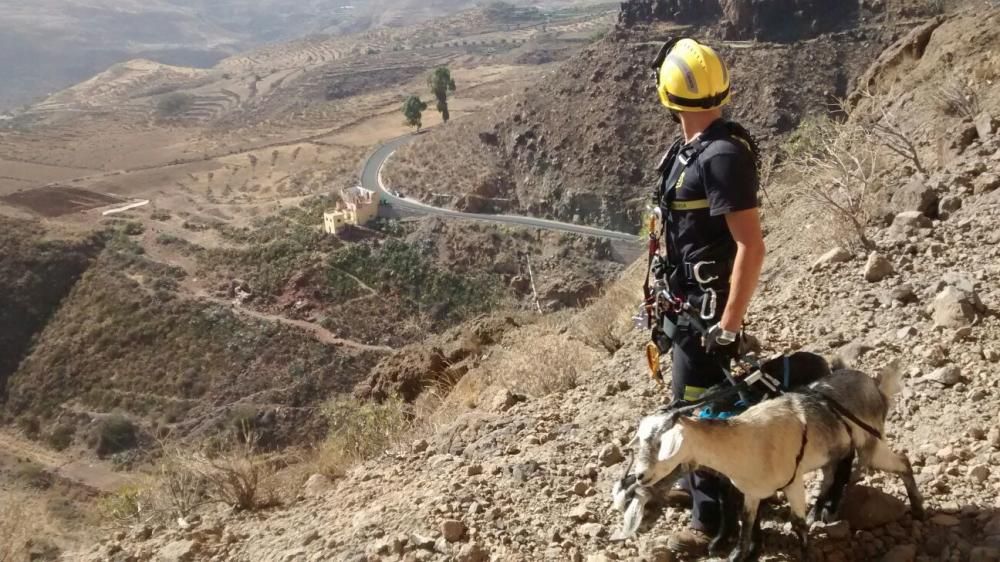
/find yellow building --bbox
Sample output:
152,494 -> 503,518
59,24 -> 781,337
323,186 -> 378,234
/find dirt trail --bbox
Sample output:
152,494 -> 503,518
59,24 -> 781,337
195,292 -> 393,353
0,431 -> 133,493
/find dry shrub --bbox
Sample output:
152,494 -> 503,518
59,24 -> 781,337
182,429 -> 277,511
314,396 -> 411,478
785,114 -> 882,250
854,89 -> 927,176
151,445 -> 208,519
931,74 -> 982,121
97,485 -> 147,528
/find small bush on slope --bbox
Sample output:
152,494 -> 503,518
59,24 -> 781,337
315,396 -> 410,477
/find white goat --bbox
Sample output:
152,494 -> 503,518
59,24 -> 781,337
621,363 -> 923,562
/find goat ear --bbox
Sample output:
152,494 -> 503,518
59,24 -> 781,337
658,426 -> 685,461
621,497 -> 644,538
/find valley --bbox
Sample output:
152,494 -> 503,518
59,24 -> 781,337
2,0 -> 1000,560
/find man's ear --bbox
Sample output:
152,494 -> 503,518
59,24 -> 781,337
658,426 -> 685,461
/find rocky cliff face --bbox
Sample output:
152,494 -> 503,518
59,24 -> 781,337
618,0 -> 859,40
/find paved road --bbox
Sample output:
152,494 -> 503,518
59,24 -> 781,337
360,134 -> 640,243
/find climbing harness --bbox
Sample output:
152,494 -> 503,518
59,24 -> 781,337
783,426 -> 810,489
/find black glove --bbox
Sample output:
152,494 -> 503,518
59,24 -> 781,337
704,323 -> 740,356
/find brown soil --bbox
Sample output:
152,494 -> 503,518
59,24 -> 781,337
1,186 -> 123,217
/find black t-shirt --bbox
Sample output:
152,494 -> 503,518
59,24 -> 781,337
660,121 -> 759,269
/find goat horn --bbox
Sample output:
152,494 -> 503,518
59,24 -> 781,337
620,450 -> 634,482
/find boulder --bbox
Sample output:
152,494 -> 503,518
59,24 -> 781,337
891,176 -> 938,217
440,519 -> 466,543
923,364 -> 962,386
864,253 -> 895,282
812,247 -> 853,269
839,485 -> 907,530
490,389 -> 527,413
974,173 -> 1000,195
598,444 -> 625,467
974,112 -> 996,140
457,542 -> 489,562
938,195 -> 962,217
889,284 -> 917,304
303,474 -> 333,498
157,540 -> 197,562
892,211 -> 933,230
931,286 -> 977,328
969,464 -> 990,483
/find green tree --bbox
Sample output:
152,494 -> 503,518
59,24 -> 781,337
427,67 -> 457,123
402,95 -> 428,131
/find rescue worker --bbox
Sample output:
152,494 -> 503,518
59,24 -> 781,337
649,38 -> 766,556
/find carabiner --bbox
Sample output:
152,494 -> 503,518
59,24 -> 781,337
700,288 -> 717,320
692,261 -> 720,286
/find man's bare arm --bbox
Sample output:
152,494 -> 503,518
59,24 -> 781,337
721,208 -> 765,333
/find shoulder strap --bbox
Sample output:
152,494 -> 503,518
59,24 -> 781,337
653,138 -> 684,202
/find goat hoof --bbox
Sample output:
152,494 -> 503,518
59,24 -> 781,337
727,546 -> 757,562
819,506 -> 839,524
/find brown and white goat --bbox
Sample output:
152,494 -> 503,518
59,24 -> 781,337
623,363 -> 923,562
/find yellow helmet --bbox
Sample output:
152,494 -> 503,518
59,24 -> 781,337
654,38 -> 731,112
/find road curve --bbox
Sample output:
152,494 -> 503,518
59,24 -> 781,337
360,134 -> 640,243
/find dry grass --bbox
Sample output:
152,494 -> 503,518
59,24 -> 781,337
494,330 -> 593,397
573,262 -> 644,354
0,492 -> 34,562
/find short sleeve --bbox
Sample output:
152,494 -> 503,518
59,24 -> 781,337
703,149 -> 759,216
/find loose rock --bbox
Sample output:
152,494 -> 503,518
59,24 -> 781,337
839,486 -> 907,530
440,519 -> 466,542
598,443 -> 625,467
864,253 -> 895,282
931,287 -> 976,329
813,247 -> 853,269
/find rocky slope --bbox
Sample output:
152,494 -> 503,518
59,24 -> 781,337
82,120 -> 1000,562
616,0 -> 944,40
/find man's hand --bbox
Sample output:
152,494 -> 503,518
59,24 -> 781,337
704,323 -> 739,355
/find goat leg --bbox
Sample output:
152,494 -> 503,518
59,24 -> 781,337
792,515 -> 810,561
812,449 -> 855,524
728,497 -> 760,562
784,476 -> 811,561
900,457 -> 925,520
866,440 -> 925,520
823,449 -> 855,522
